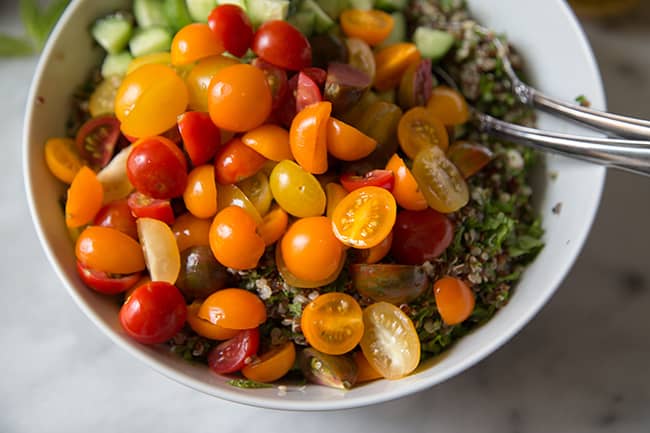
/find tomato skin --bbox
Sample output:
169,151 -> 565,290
94,198 -> 138,239
434,277 -> 476,325
326,118 -> 377,162
373,43 -> 421,91
127,136 -> 188,199
66,166 -> 104,228
391,208 -> 454,265
427,86 -> 470,126
177,111 -> 221,167
76,226 -> 146,274
290,101 -> 331,174
446,141 -> 493,179
269,160 -> 326,218
252,20 -> 312,71
251,58 -> 288,110
241,124 -> 292,162
198,288 -> 267,329
75,115 -> 120,169
412,145 -> 469,213
208,4 -> 253,58
172,213 -> 211,251
76,260 -> 141,295
296,71 -> 322,112
186,55 -> 240,112
214,137 -> 267,184
119,281 -> 187,345
171,23 -> 224,65
208,328 -> 260,374
127,192 -> 175,225
301,67 -> 327,88
340,9 -> 395,47
187,301 -> 239,340
242,342 -> 296,383
183,165 -> 218,218
257,205 -> 288,246
209,206 -> 265,270
385,154 -> 427,211
340,169 -> 394,193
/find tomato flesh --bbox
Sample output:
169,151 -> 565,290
340,169 -> 394,193
127,192 -> 175,225
296,71 -> 322,112
76,260 -> 141,295
208,328 -> 260,374
75,115 -> 120,169
391,208 -> 454,265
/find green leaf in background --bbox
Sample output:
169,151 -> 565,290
18,0 -> 41,48
38,0 -> 72,47
3,0 -> 71,57
0,34 -> 35,56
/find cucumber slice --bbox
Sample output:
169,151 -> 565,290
101,51 -> 134,77
134,0 -> 169,27
247,0 -> 290,27
129,27 -> 173,57
347,0 -> 374,10
374,0 -> 407,12
217,0 -> 247,11
377,12 -> 406,47
91,13 -> 133,54
299,0 -> 334,33
288,11 -> 316,37
186,0 -> 217,22
413,27 -> 455,61
164,0 -> 193,31
316,0 -> 349,19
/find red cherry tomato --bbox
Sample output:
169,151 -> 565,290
208,4 -> 254,58
126,136 -> 188,199
391,208 -> 454,265
340,169 -> 394,192
119,281 -> 187,345
75,115 -> 120,169
207,328 -> 260,374
301,67 -> 327,88
252,20 -> 312,71
76,260 -> 141,295
296,71 -> 322,112
94,198 -> 138,239
127,191 -> 175,225
177,111 -> 221,167
214,137 -> 267,184
275,74 -> 298,128
251,58 -> 288,110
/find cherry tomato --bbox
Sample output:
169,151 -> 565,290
177,111 -> 221,167
257,205 -> 288,246
214,137 -> 267,185
353,350 -> 382,383
76,226 -> 145,275
137,217 -> 181,284
427,86 -> 470,126
275,246 -> 345,289
209,206 -> 265,269
326,117 -> 377,161
171,23 -> 224,66
269,160 -> 326,218
127,191 -> 175,225
325,182 -> 347,219
352,263 -> 429,304
296,71 -> 322,112
385,154 -> 427,211
340,9 -> 394,47
76,260 -> 141,295
94,198 -> 138,239
391,208 -> 454,265
340,169 -> 394,193
241,124 -> 292,162
360,302 -> 420,379
280,216 -> 345,283
186,55 -> 240,112
176,246 -> 229,300
242,341 -> 296,383
251,58 -> 288,110
44,137 -> 83,184
126,52 -> 172,75
186,301 -> 239,340
97,145 -> 135,205
398,107 -> 449,159
183,165 -> 218,218
119,281 -> 187,345
217,183 -> 263,225
398,59 -> 433,110
114,64 -> 188,138
373,43 -> 421,91
127,136 -> 188,199
411,145 -> 469,213
331,186 -> 397,249
434,276 -> 476,325
208,63 -> 272,132
208,328 -> 260,374
252,20 -> 312,71
446,141 -> 493,178
66,166 -> 104,228
301,67 -> 327,88
290,101 -> 331,174
75,115 -> 120,169
89,75 -> 121,117
274,74 -> 299,128
237,171 -> 272,216
207,4 -> 253,58
198,288 -> 267,329
172,213 -> 211,251
350,231 -> 393,265
346,37 -> 375,82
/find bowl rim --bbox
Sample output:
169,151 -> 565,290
23,0 -> 606,411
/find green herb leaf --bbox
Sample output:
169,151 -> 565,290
0,34 -> 34,56
227,379 -> 273,389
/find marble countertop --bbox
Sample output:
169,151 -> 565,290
1,2 -> 648,432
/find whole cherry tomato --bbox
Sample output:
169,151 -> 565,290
208,4 -> 253,58
198,288 -> 267,329
171,23 -> 224,65
186,55 -> 240,112
427,86 -> 470,126
340,169 -> 394,192
208,328 -> 260,374
177,111 -> 221,167
214,137 -> 267,184
209,206 -> 265,270
433,276 -> 476,325
252,20 -> 312,71
76,260 -> 141,295
391,208 -> 454,265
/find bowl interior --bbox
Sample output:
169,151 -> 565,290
24,0 -> 605,410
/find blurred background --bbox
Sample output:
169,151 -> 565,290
1,1 -> 648,432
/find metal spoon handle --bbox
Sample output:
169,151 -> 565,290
476,113 -> 650,176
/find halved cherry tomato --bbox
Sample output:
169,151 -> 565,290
391,208 -> 454,265
434,276 -> 476,325
76,226 -> 145,274
251,58 -> 288,110
94,198 -> 138,239
398,59 -> 433,110
127,191 -> 175,225
346,37 -> 375,82
208,328 -> 260,374
214,137 -> 267,185
198,288 -> 267,329
207,4 -> 253,58
290,101 -> 331,174
172,213 -> 211,251
217,183 -> 263,225
75,115 -> 120,169
171,23 -> 224,66
252,20 -> 312,71
446,141 -> 493,178
186,301 -> 239,340
326,118 -> 377,161
119,281 -> 187,344
340,9 -> 394,47
353,350 -> 383,383
177,111 -> 221,167
350,231 -> 393,265
186,55 -> 240,112
325,182 -> 347,219
257,205 -> 288,246
301,67 -> 327,88
241,124 -> 292,162
269,160 -> 326,217
127,136 -> 188,199
352,263 -> 428,304
301,292 -> 363,355
237,171 -> 272,216
44,137 -> 83,184
331,186 -> 397,249
398,107 -> 449,159
208,63 -> 272,132
89,75 -> 121,117
76,260 -> 141,295
209,206 -> 265,269
97,145 -> 135,205
66,166 -> 104,228
242,341 -> 296,383
296,71 -> 322,112
374,43 -> 421,91
426,86 -> 470,126
385,154 -> 427,211
137,217 -> 181,284
340,169 -> 394,193
183,165 -> 218,218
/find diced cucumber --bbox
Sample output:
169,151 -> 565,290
247,0 -> 290,27
164,0 -> 193,31
134,0 -> 169,27
217,0 -> 247,11
288,11 -> 316,37
377,11 -> 406,47
129,27 -> 173,57
101,51 -> 134,77
374,0 -> 407,12
299,0 -> 334,33
186,0 -> 217,22
316,0 -> 349,19
347,0 -> 374,10
91,13 -> 133,54
413,27 -> 455,61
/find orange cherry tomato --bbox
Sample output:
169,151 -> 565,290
214,137 -> 267,185
186,54 -> 240,112
66,166 -> 104,228
433,276 -> 476,325
242,341 -> 296,383
326,117 -> 377,161
385,154 -> 427,210
186,301 -> 239,340
241,124 -> 293,161
198,288 -> 267,329
289,101 -> 331,174
331,186 -> 397,249
217,183 -> 263,225
280,216 -> 345,283
171,23 -> 224,66
257,205 -> 288,246
353,350 -> 382,383
352,231 -> 393,264
301,292 -> 364,355
275,246 -> 345,289
75,226 -> 145,274
208,63 -> 272,132
374,43 -> 421,91
426,86 -> 470,126
340,9 -> 394,47
446,141 -> 493,179
183,165 -> 218,218
325,182 -> 347,219
172,213 -> 212,252
209,206 -> 265,270
398,106 -> 449,159
114,64 -> 188,138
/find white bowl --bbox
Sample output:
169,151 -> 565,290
23,0 -> 605,410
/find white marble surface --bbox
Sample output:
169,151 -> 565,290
1,2 -> 649,432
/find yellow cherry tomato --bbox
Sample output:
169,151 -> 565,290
44,137 -> 83,184
374,43 -> 421,91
